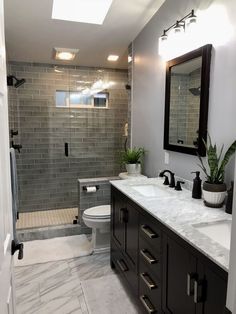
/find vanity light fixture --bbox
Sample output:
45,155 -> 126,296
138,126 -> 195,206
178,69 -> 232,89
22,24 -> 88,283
159,9 -> 197,56
53,48 -> 79,61
107,55 -> 119,61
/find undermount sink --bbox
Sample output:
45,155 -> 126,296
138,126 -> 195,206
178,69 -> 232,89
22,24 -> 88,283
193,220 -> 232,250
130,184 -> 172,198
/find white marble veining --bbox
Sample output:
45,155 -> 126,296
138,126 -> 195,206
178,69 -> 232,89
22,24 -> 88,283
110,177 -> 232,271
15,253 -> 116,314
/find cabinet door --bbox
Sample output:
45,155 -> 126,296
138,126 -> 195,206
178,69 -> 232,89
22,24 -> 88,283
162,235 -> 196,314
196,262 -> 227,314
125,203 -> 139,268
111,192 -> 126,250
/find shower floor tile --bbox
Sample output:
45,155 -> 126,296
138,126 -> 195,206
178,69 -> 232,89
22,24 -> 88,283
16,208 -> 78,229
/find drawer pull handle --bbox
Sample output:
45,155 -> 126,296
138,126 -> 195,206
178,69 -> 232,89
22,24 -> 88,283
141,225 -> 158,239
140,273 -> 157,290
194,279 -> 205,304
140,249 -> 158,264
187,273 -> 196,296
117,259 -> 128,272
140,295 -> 156,313
119,208 -> 128,223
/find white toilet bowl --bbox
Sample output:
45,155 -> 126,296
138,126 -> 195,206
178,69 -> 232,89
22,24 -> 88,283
82,205 -> 111,253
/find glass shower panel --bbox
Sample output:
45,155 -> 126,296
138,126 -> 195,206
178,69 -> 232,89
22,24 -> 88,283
13,65 -> 72,212
67,67 -> 128,178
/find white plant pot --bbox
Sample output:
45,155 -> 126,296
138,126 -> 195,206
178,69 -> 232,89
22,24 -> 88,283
125,163 -> 141,175
202,182 -> 227,208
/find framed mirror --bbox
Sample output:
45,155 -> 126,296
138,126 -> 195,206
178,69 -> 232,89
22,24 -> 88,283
164,44 -> 212,156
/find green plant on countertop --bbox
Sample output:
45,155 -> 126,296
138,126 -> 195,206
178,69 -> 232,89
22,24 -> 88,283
120,147 -> 145,165
197,135 -> 236,184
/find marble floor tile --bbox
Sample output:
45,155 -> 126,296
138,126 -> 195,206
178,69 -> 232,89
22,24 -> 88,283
15,260 -> 71,286
15,252 -> 134,314
40,275 -> 84,302
33,296 -> 83,314
15,281 -> 40,305
81,274 -> 139,314
68,253 -> 113,280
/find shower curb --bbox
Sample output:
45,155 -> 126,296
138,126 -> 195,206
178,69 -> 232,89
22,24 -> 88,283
17,224 -> 91,242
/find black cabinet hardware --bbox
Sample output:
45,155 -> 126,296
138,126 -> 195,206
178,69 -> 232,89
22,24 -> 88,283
141,225 -> 158,239
140,273 -> 157,290
187,273 -> 197,296
117,259 -> 128,272
140,295 -> 156,313
119,208 -> 127,223
140,249 -> 158,265
194,279 -> 205,304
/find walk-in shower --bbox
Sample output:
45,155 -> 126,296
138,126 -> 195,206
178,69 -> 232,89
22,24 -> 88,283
8,62 -> 128,239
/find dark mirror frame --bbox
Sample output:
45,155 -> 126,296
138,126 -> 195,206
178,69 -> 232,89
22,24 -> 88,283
164,44 -> 212,157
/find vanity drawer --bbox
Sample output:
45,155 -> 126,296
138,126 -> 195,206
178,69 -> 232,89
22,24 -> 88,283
139,237 -> 162,278
139,215 -> 161,251
139,257 -> 161,312
139,276 -> 161,314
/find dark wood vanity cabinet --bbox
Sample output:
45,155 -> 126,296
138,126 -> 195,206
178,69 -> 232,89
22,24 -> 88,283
111,187 -> 228,314
111,188 -> 139,296
162,234 -> 227,314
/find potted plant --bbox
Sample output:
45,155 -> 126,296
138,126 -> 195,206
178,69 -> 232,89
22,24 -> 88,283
120,147 -> 145,175
197,136 -> 236,208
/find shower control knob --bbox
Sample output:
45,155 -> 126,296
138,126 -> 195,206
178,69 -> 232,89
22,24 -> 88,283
10,129 -> 18,137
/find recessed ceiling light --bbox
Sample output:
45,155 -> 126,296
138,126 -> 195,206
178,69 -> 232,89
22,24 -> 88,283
53,48 -> 79,61
107,55 -> 119,62
52,0 -> 113,25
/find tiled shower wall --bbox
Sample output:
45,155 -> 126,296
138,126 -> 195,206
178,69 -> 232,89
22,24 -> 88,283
8,62 -> 128,212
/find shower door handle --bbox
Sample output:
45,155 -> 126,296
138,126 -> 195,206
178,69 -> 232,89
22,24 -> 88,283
64,142 -> 69,157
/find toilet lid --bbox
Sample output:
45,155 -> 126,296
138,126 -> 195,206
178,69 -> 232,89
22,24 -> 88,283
83,205 -> 111,219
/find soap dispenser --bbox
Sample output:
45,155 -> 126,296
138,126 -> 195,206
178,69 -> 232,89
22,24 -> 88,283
191,171 -> 202,199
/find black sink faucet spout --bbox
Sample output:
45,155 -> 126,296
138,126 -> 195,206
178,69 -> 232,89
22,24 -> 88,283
159,170 -> 175,188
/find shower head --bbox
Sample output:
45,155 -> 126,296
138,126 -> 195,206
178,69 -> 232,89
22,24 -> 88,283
15,78 -> 26,88
7,75 -> 26,88
189,86 -> 201,96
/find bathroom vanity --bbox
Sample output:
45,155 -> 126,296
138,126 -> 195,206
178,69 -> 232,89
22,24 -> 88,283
110,178 -> 231,314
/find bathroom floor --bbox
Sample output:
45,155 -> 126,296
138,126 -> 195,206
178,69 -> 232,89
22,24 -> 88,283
15,253 -> 138,314
16,208 -> 78,229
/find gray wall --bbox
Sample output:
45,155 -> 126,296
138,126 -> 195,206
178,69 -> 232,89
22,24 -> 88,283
132,0 -> 236,183
8,62 -> 128,212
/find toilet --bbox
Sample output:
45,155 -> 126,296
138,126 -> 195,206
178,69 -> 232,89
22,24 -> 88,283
82,205 -> 111,253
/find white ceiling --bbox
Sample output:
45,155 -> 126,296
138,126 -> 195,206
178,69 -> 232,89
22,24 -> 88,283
4,0 -> 165,69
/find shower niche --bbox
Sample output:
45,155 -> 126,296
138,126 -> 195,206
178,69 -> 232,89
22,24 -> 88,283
164,44 -> 212,156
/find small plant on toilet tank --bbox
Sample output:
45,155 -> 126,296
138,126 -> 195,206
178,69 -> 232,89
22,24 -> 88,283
120,147 -> 145,175
197,135 -> 236,208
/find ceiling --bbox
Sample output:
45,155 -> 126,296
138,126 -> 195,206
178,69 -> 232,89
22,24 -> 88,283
4,0 -> 165,69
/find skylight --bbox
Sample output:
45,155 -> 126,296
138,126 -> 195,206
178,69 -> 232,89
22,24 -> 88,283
52,0 -> 113,25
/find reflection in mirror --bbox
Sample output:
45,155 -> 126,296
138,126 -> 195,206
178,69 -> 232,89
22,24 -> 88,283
169,57 -> 202,148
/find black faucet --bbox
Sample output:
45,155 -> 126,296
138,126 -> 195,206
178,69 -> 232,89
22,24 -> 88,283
159,170 -> 175,188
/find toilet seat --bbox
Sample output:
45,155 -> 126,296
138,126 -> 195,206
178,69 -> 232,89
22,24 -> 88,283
83,205 -> 111,220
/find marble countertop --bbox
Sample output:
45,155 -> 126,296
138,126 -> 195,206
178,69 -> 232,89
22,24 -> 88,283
110,177 -> 232,272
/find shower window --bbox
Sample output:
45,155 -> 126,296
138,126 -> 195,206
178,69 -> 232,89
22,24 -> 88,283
55,90 -> 108,108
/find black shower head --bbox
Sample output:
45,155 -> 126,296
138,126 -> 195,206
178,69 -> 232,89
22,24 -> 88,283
189,86 -> 201,96
14,78 -> 26,88
7,75 -> 26,88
